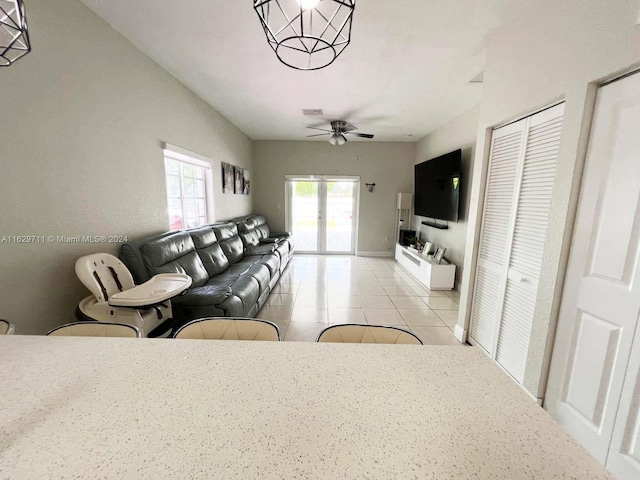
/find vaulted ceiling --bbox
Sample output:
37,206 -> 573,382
81,0 -> 526,141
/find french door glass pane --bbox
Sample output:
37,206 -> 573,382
326,182 -> 354,252
292,181 -> 319,251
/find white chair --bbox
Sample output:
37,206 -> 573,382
0,319 -> 15,335
47,321 -> 141,338
173,317 -> 280,341
75,253 -> 191,337
316,324 -> 423,345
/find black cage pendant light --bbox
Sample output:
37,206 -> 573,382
0,0 -> 30,67
253,0 -> 355,71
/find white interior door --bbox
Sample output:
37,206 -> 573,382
286,176 -> 359,254
495,105 -> 564,383
469,121 -> 525,355
545,71 -> 640,477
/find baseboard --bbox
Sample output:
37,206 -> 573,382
454,324 -> 467,343
356,251 -> 394,257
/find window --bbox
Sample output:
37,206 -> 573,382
163,143 -> 215,230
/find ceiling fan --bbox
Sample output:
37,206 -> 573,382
307,120 -> 374,146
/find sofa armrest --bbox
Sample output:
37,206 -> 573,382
244,244 -> 277,256
259,238 -> 279,244
172,285 -> 232,306
269,231 -> 292,238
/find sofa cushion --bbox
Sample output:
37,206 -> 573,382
141,232 -> 209,287
213,223 -> 244,264
258,253 -> 280,276
240,229 -> 260,247
119,231 -> 176,284
189,226 -> 230,277
230,275 -> 260,316
243,264 -> 271,294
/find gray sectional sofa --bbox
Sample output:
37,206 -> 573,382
119,215 -> 293,330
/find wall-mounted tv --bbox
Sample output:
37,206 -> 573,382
414,149 -> 461,222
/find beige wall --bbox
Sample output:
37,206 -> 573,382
253,141 -> 415,254
413,106 -> 479,286
0,0 -> 253,334
458,0 -> 640,398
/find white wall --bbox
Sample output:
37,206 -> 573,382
0,0 -> 253,334
459,0 -> 640,398
253,141 -> 415,254
413,106 -> 479,286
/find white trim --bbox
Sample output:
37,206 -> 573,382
493,98 -> 565,130
163,142 -> 213,169
454,324 -> 467,343
285,174 -> 360,182
162,143 -> 216,226
356,251 -> 394,257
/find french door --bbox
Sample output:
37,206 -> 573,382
286,176 -> 359,254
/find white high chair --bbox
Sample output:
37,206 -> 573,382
75,253 -> 192,337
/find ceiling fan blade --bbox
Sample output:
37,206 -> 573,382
346,132 -> 374,139
344,124 -> 358,132
307,126 -> 333,132
307,133 -> 331,137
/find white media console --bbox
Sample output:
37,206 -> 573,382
394,243 -> 455,290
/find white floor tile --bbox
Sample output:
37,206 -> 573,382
328,295 -> 362,308
255,305 -> 293,322
290,306 -> 329,324
410,327 -> 462,346
266,254 -> 468,344
421,297 -> 459,310
358,295 -> 395,309
327,308 -> 367,324
355,285 -> 388,296
382,285 -> 416,296
295,294 -> 328,307
284,322 -> 326,342
390,296 -> 431,310
434,310 -> 459,328
377,277 -> 407,286
410,286 -> 449,297
265,294 -> 296,307
399,310 -> 446,327
363,309 -> 406,326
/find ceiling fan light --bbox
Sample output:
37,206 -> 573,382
329,133 -> 346,146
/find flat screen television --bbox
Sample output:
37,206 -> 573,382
414,149 -> 461,222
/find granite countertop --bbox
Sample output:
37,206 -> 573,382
0,336 -> 612,479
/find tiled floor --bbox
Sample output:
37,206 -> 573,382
256,254 -> 464,345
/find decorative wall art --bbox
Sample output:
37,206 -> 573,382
235,167 -> 244,194
222,162 -> 235,194
243,170 -> 251,195
221,162 -> 251,195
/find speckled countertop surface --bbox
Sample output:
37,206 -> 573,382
0,336 -> 612,479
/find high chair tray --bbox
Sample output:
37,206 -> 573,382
108,274 -> 192,307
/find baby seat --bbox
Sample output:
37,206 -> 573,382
75,253 -> 192,337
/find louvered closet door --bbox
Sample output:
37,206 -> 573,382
494,103 -> 565,382
469,121 -> 525,355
